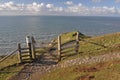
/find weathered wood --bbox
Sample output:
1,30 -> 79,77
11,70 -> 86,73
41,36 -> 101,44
32,43 -> 36,59
21,51 -> 29,54
20,48 -> 29,50
61,40 -> 76,46
31,36 -> 36,59
26,36 -> 33,60
58,36 -> 61,61
28,43 -> 33,60
75,41 -> 79,54
18,43 -> 22,63
76,31 -> 79,41
61,45 -> 76,51
76,31 -> 79,54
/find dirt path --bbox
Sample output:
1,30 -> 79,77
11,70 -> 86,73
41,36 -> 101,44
9,51 -> 120,80
9,50 -> 58,80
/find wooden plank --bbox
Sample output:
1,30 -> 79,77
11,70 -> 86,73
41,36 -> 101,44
61,44 -> 76,51
61,48 -> 76,54
61,40 -> 76,47
21,51 -> 29,54
58,35 -> 61,61
27,43 -> 33,60
20,48 -> 29,50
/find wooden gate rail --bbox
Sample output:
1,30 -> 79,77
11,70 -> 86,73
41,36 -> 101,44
18,43 -> 35,63
58,31 -> 80,61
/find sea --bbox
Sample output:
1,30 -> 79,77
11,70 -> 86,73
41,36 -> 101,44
0,16 -> 120,55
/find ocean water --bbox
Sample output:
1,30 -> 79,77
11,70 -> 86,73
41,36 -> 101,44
0,16 -> 120,55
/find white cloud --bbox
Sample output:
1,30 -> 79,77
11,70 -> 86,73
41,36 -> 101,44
0,1 -> 119,16
64,1 -> 73,5
26,2 -> 45,12
64,3 -> 117,16
91,6 -> 116,15
46,4 -> 54,8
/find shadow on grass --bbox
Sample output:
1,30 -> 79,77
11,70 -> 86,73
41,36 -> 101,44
0,63 -> 23,73
81,39 -> 107,48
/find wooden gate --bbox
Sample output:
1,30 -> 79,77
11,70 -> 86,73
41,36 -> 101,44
18,36 -> 36,63
57,31 -> 79,61
18,43 -> 33,63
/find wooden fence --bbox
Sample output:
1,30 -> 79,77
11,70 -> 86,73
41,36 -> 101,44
57,31 -> 79,61
18,36 -> 37,63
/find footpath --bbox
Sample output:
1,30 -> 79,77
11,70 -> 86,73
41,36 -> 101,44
9,51 -> 120,80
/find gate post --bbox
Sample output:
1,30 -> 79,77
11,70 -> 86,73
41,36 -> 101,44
76,31 -> 79,54
18,43 -> 22,63
58,35 -> 61,61
26,36 -> 33,60
31,36 -> 36,60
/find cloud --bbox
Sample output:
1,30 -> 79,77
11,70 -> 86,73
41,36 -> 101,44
0,1 -> 119,16
26,2 -> 45,12
92,0 -> 102,3
46,4 -> 54,8
64,1 -> 73,5
115,0 -> 120,3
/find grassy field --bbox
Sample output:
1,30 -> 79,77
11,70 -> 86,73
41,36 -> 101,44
0,48 -> 44,80
1,31 -> 120,80
41,31 -> 120,80
0,64 -> 24,80
58,31 -> 120,62
0,53 -> 24,80
41,59 -> 120,80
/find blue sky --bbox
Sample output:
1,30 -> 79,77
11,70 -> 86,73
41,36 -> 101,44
0,0 -> 120,16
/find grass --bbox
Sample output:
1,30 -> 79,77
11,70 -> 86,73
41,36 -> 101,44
41,59 -> 120,80
0,47 -> 44,80
41,31 -> 120,80
0,54 -> 23,80
0,64 -> 24,80
0,54 -> 20,70
1,31 -> 120,80
57,31 -> 120,62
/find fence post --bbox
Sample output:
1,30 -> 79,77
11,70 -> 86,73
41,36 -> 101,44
18,43 -> 22,63
75,31 -> 79,54
31,36 -> 36,60
26,36 -> 33,60
76,31 -> 79,41
58,35 -> 61,61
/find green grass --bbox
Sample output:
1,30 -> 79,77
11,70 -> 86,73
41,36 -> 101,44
41,59 -> 120,80
0,64 -> 24,80
1,31 -> 120,80
0,47 -> 44,80
41,31 -> 120,80
0,54 -> 20,70
0,54 -> 23,80
57,31 -> 120,62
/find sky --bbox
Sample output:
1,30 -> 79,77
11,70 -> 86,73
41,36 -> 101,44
0,0 -> 120,16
